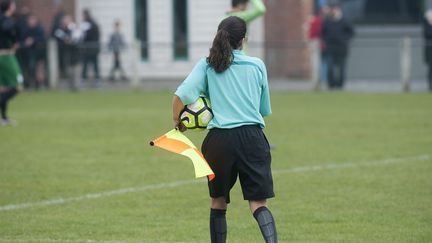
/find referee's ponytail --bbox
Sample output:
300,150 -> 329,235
207,16 -> 247,73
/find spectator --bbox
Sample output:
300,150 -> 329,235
53,14 -> 80,91
15,6 -> 29,34
0,0 -> 23,126
423,9 -> 432,92
80,9 -> 100,87
21,14 -> 47,90
308,6 -> 330,84
108,20 -> 128,81
51,5 -> 66,78
15,6 -> 30,86
322,2 -> 354,90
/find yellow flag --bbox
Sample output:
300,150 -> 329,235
150,129 -> 215,180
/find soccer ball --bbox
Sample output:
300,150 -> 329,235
180,96 -> 213,130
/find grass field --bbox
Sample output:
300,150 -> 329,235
0,91 -> 431,243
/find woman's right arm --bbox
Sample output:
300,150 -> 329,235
173,58 -> 209,130
174,58 -> 208,105
172,95 -> 186,131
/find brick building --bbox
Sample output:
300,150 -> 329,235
15,0 -> 75,34
265,0 -> 314,79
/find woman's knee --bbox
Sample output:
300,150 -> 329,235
211,197 -> 227,210
249,200 -> 267,213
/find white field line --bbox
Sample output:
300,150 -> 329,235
0,154 -> 429,213
272,154 -> 430,175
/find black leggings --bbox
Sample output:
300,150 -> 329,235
428,63 -> 432,91
0,87 -> 17,120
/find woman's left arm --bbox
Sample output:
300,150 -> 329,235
259,62 -> 272,117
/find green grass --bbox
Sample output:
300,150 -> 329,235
0,91 -> 431,242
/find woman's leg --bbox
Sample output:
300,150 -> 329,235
250,200 -> 278,243
210,197 -> 227,243
0,88 -> 18,121
428,63 -> 432,91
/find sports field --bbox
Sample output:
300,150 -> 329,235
0,91 -> 431,243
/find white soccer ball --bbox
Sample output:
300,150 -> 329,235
180,96 -> 213,130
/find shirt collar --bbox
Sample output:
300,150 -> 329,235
233,49 -> 244,55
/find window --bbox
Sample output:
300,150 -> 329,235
173,0 -> 189,60
135,0 -> 148,60
315,0 -> 424,24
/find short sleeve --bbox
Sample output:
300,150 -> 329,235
174,58 -> 208,105
259,62 -> 272,117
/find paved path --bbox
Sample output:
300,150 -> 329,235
54,79 -> 430,93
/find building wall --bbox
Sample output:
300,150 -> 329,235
265,0 -> 314,79
76,0 -> 265,79
15,0 -> 426,82
346,26 -> 425,81
16,0 -> 75,33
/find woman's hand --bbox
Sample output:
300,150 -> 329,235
175,120 -> 187,132
172,95 -> 187,132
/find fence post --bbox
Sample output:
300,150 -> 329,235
310,39 -> 321,91
131,40 -> 142,88
400,37 -> 412,92
47,39 -> 59,88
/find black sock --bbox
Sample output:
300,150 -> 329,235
0,88 -> 17,120
253,206 -> 278,243
210,208 -> 227,243
0,96 -> 7,120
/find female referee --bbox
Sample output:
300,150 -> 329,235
173,16 -> 277,243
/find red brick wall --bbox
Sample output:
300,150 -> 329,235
265,0 -> 314,79
15,0 -> 75,34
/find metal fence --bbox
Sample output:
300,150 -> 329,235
18,37 -> 430,92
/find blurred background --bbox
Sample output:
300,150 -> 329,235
10,0 -> 432,92
2,1 -> 431,241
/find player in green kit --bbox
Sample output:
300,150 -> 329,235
0,0 -> 23,126
227,0 -> 266,23
227,0 -> 266,53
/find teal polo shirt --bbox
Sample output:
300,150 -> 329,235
175,50 -> 271,129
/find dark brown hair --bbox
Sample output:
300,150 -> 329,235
232,0 -> 249,8
0,0 -> 12,13
207,16 -> 246,73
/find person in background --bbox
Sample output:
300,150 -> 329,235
14,6 -> 30,86
15,5 -> 29,34
80,9 -> 100,87
322,1 -> 354,90
423,9 -> 432,92
308,6 -> 330,85
51,5 -> 66,78
227,0 -> 266,53
53,14 -> 80,91
0,0 -> 23,126
21,14 -> 47,90
108,20 -> 128,82
228,0 -> 266,22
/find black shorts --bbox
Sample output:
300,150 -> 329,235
202,125 -> 275,203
